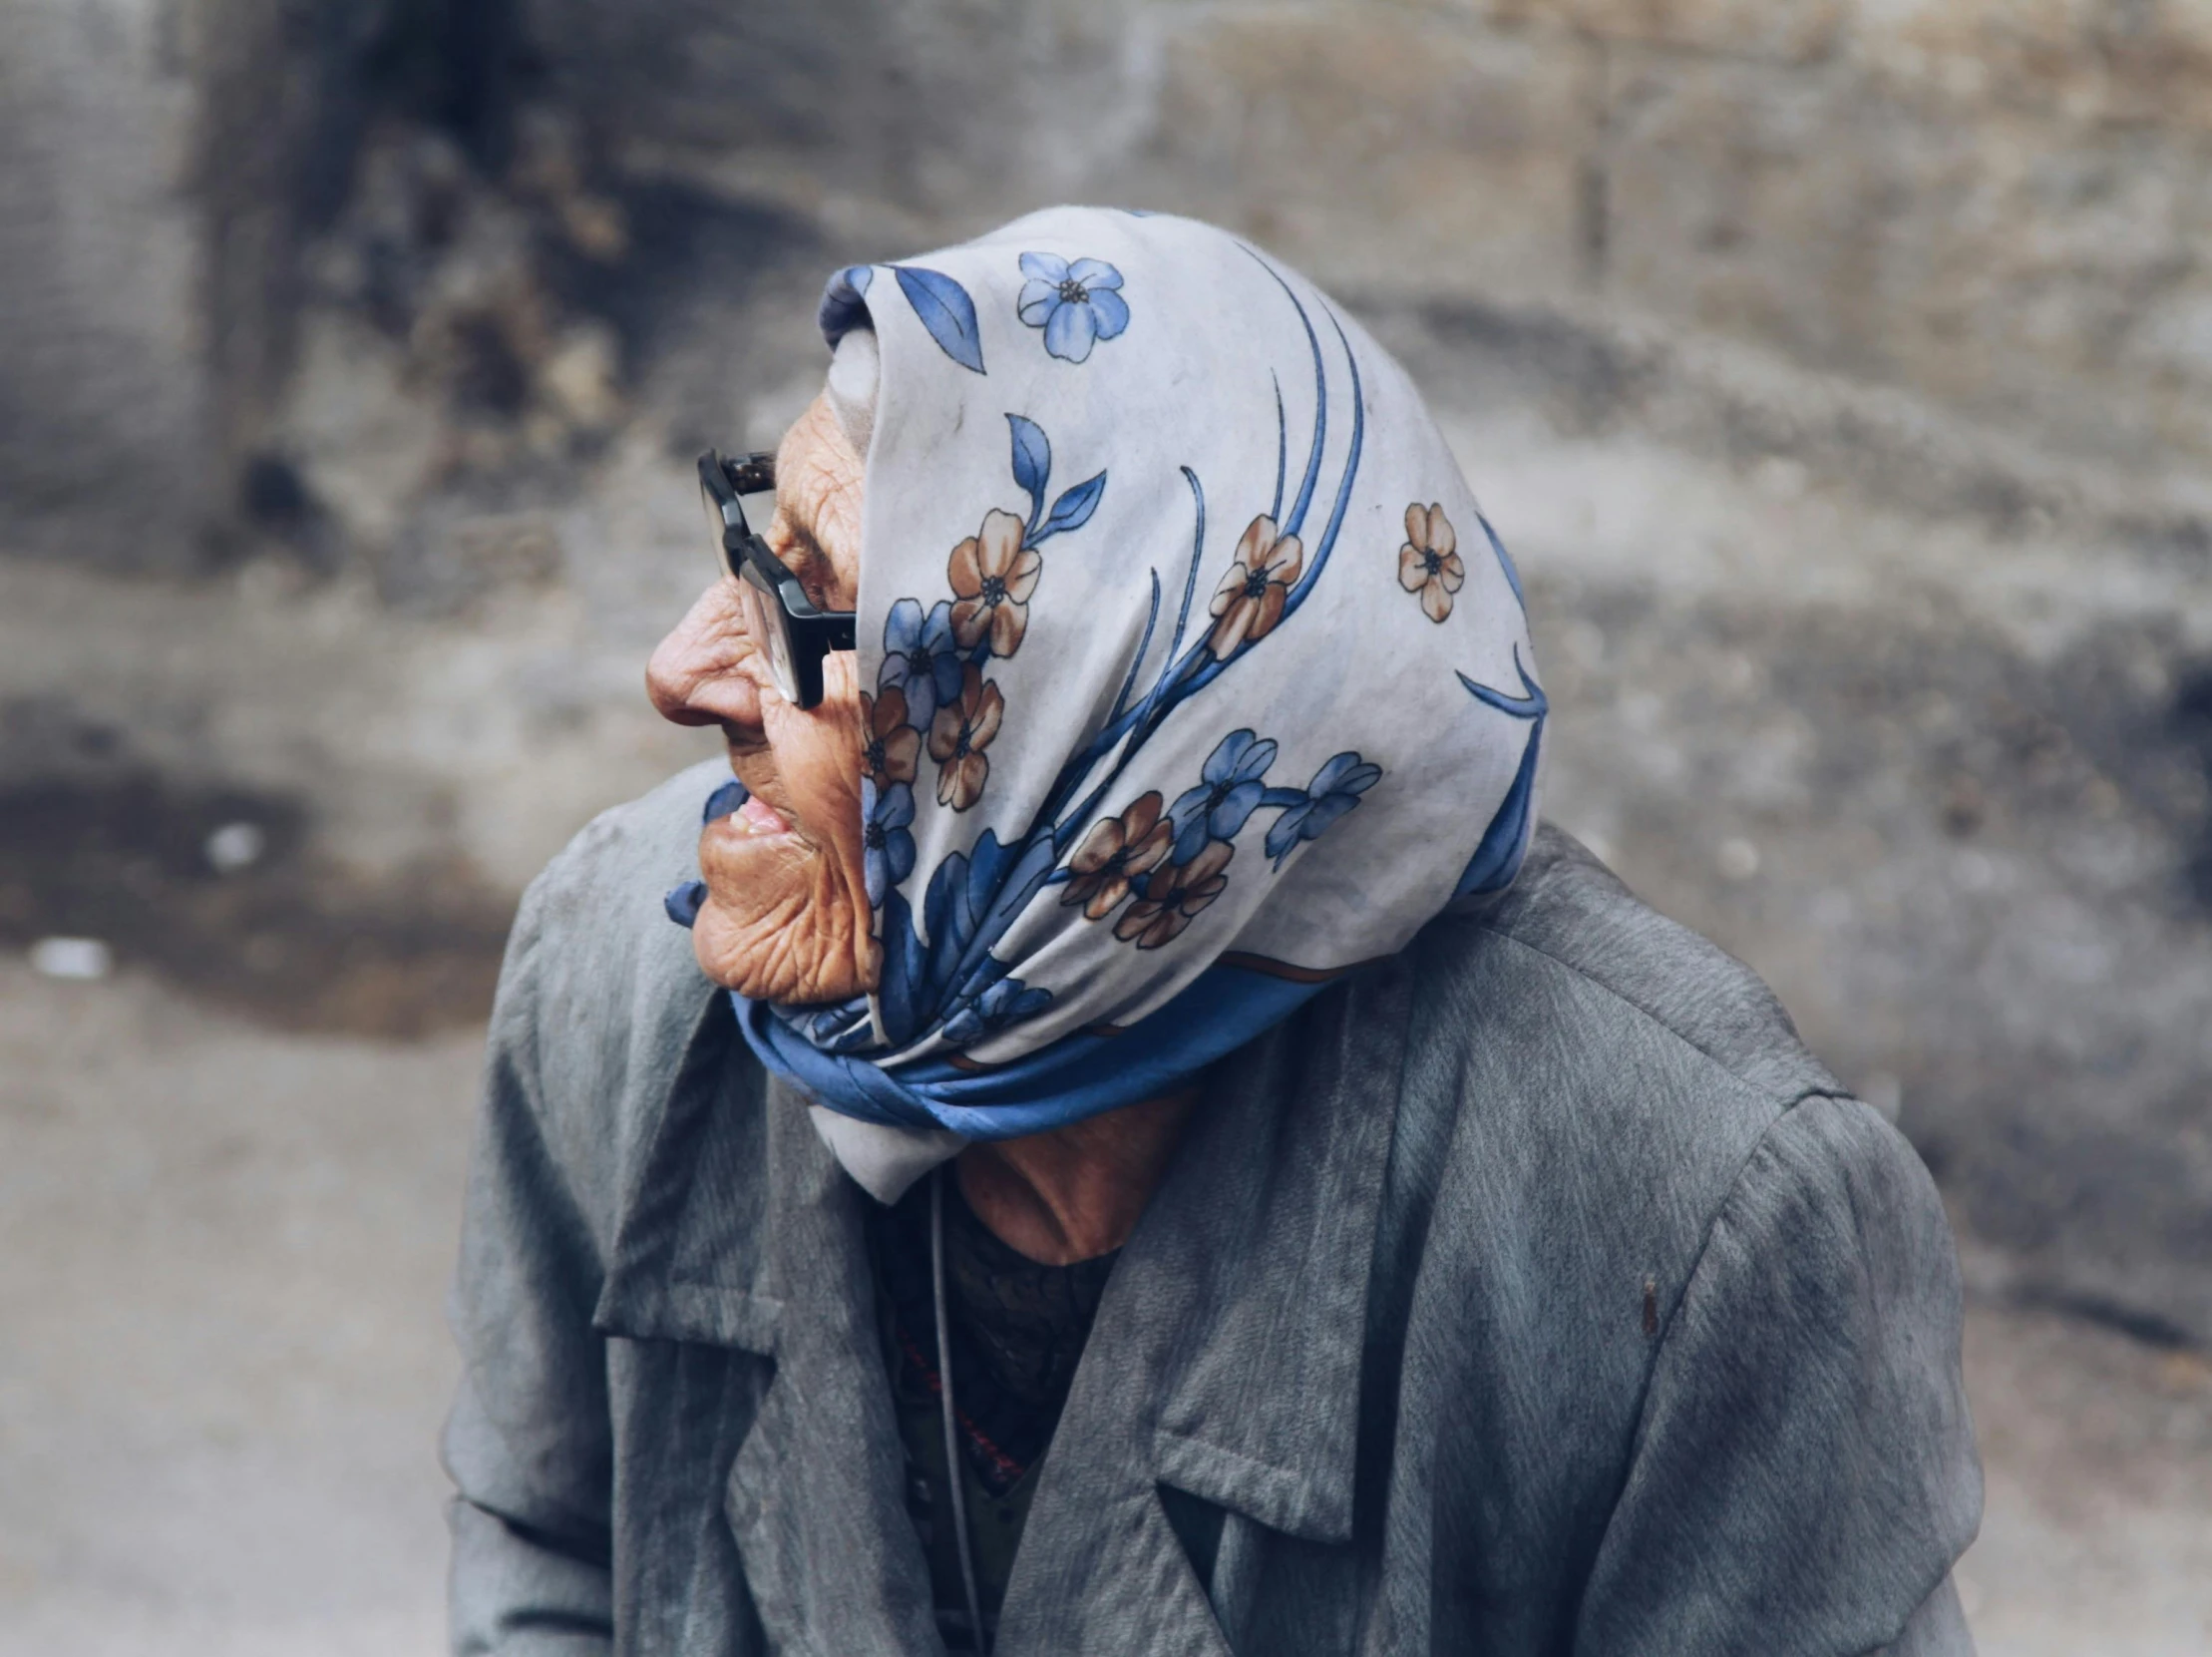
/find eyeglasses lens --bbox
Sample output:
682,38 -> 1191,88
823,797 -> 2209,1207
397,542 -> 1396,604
736,565 -> 802,704
700,481 -> 738,582
701,459 -> 803,705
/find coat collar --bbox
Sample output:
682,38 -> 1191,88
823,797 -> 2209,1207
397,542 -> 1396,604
998,954 -> 1412,1653
593,956 -> 1414,1653
1114,951 -> 1413,1542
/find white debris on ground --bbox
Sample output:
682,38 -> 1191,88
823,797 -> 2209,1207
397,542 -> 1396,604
27,938 -> 112,982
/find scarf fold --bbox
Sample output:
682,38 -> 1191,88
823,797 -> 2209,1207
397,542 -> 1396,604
698,208 -> 1543,1143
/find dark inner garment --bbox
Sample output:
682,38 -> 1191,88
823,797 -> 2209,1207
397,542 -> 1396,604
869,1170 -> 1118,1652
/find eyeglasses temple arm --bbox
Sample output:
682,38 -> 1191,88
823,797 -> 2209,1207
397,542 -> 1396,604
723,451 -> 778,495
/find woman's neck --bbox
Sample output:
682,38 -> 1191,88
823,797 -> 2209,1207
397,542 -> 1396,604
953,1086 -> 1201,1266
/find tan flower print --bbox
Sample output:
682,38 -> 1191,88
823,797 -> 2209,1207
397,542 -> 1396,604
1205,515 -> 1303,659
927,662 -> 1005,811
861,687 -> 921,788
948,508 -> 1044,656
1397,502 -> 1464,623
1114,839 -> 1235,950
1061,791 -> 1173,920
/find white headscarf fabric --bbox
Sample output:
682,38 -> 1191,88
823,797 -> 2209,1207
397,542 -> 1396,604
732,207 -> 1545,1174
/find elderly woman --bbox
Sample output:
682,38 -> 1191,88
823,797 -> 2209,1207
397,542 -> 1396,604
445,209 -> 1980,1656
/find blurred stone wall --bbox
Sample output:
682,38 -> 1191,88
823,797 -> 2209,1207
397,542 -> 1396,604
0,0 -> 206,562
5,0 -> 2209,571
543,0 -> 2212,473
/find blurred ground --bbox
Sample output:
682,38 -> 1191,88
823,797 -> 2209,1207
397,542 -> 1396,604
2,960 -> 2208,1654
0,963 -> 468,1656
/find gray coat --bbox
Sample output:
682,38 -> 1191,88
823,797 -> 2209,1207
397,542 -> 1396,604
445,761 -> 1981,1655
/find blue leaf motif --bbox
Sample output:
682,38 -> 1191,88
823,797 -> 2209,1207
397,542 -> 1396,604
1455,645 -> 1547,721
966,830 -> 1025,917
1036,471 -> 1106,542
702,778 -> 749,823
662,881 -> 706,929
1452,646 -> 1546,898
922,849 -> 979,994
1454,724 -> 1541,898
916,833 -> 1028,1018
874,891 -> 930,1046
1478,511 -> 1527,613
1006,414 -> 1050,522
950,834 -> 1059,1000
894,266 -> 985,374
931,831 -> 1027,1009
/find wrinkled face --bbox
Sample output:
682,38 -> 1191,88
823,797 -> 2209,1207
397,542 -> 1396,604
647,393 -> 875,1003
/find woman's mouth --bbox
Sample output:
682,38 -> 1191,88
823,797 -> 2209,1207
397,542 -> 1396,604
701,776 -> 796,840
734,795 -> 793,836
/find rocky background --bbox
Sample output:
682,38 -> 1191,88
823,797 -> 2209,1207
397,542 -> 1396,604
3,1 -> 2209,1650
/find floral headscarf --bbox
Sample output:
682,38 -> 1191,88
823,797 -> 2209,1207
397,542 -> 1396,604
699,208 -> 1544,1154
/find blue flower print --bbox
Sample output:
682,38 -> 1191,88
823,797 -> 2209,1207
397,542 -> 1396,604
1016,253 -> 1130,364
1264,751 -> 1382,867
879,598 -> 964,729
941,975 -> 1053,1046
702,777 -> 749,823
1168,728 -> 1279,864
863,778 -> 918,905
894,266 -> 985,374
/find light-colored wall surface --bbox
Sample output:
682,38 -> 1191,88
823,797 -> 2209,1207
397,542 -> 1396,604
7,0 -> 2211,552
544,0 -> 2212,473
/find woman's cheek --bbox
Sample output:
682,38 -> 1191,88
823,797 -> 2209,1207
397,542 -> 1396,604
792,660 -> 869,868
807,662 -> 878,993
694,662 -> 872,1002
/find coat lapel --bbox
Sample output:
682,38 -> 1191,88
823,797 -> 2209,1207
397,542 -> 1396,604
995,958 -> 1414,1656
594,994 -> 941,1654
723,1080 -> 943,1655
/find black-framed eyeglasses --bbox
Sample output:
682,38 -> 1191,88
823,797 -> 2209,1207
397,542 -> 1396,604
697,449 -> 858,710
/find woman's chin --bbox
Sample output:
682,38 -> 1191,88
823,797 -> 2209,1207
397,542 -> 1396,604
690,886 -> 871,1005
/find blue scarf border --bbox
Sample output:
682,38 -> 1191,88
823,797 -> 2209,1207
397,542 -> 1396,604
731,960 -> 1332,1139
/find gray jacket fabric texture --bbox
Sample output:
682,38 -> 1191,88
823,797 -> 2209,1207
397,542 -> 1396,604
445,760 -> 1982,1656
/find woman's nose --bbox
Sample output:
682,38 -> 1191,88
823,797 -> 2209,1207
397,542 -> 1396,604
647,582 -> 766,730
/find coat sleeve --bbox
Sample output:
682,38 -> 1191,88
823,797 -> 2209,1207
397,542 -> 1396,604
1573,1093 -> 1984,1657
443,872 -> 617,1655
